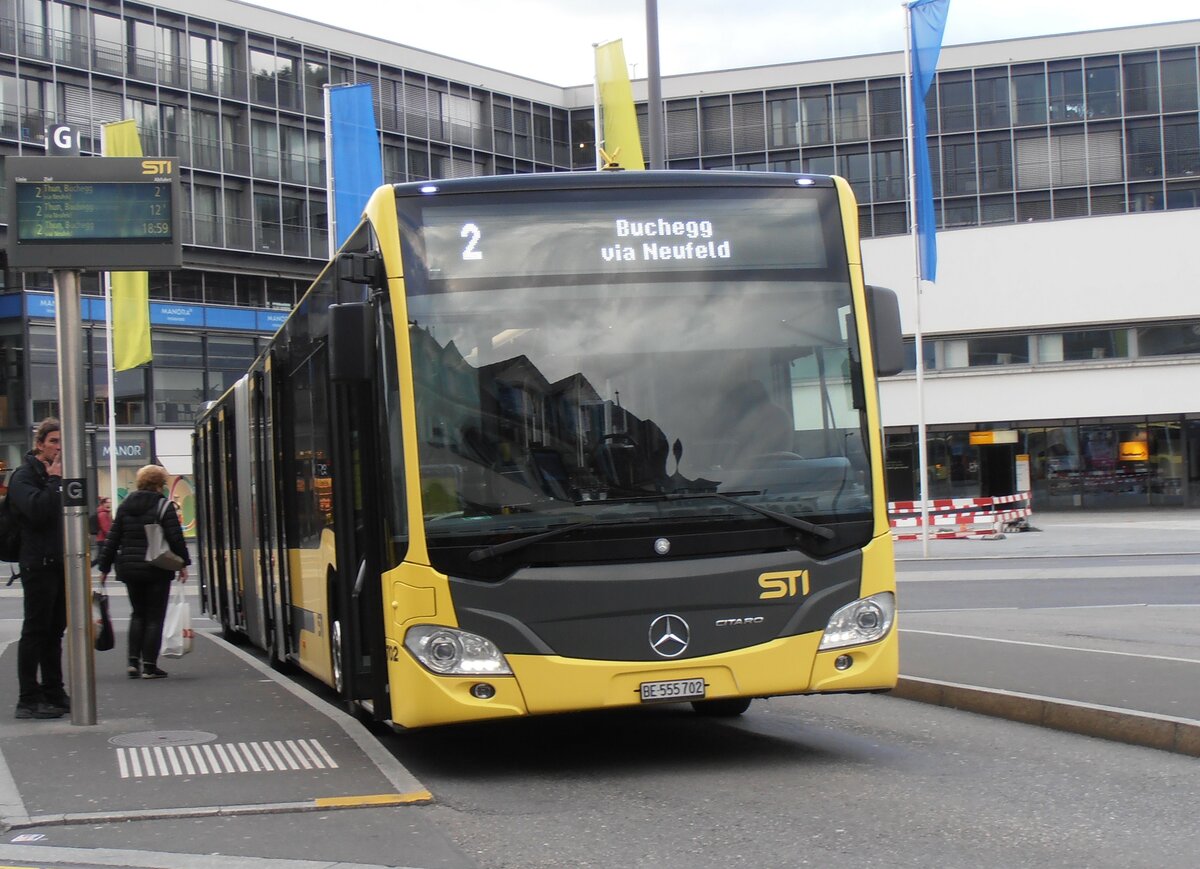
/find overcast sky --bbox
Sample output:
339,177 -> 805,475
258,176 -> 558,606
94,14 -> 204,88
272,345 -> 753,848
244,0 -> 1200,86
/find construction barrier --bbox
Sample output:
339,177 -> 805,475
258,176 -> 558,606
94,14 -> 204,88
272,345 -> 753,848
888,491 -> 1032,541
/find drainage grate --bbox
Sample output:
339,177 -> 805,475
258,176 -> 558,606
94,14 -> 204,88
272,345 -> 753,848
116,738 -> 339,778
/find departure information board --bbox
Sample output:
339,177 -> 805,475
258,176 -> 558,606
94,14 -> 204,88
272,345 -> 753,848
6,156 -> 182,270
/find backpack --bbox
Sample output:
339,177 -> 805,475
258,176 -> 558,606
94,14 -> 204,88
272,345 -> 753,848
0,493 -> 20,563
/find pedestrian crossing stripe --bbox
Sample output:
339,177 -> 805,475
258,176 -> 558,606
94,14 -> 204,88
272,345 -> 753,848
116,738 -> 339,778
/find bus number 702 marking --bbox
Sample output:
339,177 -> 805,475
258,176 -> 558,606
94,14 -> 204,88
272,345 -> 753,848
758,570 -> 810,600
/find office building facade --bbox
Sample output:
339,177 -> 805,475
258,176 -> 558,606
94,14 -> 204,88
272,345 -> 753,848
0,0 -> 1197,509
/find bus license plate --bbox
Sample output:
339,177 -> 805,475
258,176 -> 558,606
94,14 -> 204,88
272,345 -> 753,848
640,678 -> 706,703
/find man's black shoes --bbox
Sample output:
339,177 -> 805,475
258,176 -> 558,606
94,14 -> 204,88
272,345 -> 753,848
14,702 -> 64,720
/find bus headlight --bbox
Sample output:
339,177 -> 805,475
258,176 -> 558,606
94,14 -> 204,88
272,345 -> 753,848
404,625 -> 513,676
818,592 -> 895,651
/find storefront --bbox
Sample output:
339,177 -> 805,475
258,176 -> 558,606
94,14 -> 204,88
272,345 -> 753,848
884,415 -> 1197,510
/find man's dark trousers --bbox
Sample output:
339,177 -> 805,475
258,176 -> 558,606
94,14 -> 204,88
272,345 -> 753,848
17,561 -> 67,705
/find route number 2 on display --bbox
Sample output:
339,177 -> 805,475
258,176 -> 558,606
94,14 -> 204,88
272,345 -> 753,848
460,222 -> 483,260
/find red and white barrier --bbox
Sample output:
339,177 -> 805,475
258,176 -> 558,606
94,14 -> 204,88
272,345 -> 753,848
888,492 -> 1032,541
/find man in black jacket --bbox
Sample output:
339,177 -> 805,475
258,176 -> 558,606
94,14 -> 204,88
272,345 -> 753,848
8,418 -> 67,719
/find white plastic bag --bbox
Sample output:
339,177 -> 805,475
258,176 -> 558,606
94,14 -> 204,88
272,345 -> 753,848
160,584 -> 193,658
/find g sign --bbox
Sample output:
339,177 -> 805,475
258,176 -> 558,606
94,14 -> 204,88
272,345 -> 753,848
46,124 -> 80,156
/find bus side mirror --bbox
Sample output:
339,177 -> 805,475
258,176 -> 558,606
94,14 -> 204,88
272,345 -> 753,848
329,302 -> 375,383
865,285 -> 904,378
336,250 -> 385,289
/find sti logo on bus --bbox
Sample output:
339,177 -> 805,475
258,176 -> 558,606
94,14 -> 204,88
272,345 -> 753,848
142,159 -> 172,175
758,570 -> 810,600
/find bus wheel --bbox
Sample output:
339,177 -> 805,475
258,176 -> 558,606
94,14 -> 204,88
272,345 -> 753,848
691,697 -> 752,717
331,617 -> 345,696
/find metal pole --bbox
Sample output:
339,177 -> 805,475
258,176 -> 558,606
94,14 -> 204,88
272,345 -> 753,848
592,43 -> 602,171
902,4 -> 932,557
104,274 -> 118,504
53,269 -> 96,725
645,0 -> 664,169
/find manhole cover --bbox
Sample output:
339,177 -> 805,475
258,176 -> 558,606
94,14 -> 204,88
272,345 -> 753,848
109,730 -> 218,748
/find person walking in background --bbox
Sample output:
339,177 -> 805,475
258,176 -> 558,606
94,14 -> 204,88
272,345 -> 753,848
8,419 -> 67,719
95,497 -> 112,547
98,465 -> 190,680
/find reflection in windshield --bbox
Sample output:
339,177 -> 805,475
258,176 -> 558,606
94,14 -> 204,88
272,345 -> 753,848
409,276 -> 872,560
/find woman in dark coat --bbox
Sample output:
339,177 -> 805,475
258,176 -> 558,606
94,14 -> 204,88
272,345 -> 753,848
98,464 -> 190,679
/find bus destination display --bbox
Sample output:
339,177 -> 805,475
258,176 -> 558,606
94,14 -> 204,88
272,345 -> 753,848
419,195 -> 830,282
5,156 -> 182,270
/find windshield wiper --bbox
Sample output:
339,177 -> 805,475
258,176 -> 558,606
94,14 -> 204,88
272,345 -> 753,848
468,518 -> 598,562
666,491 -> 835,540
587,490 -> 834,540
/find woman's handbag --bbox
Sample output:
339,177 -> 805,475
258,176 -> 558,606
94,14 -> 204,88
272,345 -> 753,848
93,590 -> 114,652
160,584 -> 193,658
144,500 -> 186,571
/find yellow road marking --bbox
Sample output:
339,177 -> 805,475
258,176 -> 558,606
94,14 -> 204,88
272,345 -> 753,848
313,790 -> 432,808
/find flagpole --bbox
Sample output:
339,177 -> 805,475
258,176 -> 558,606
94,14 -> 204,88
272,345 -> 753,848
104,275 -> 118,506
903,2 -> 932,557
592,43 -> 602,170
323,83 -> 336,259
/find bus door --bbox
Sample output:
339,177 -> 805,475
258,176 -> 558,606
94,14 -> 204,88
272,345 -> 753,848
327,294 -> 388,714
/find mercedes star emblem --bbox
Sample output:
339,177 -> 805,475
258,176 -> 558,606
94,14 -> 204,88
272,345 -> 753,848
648,614 -> 690,658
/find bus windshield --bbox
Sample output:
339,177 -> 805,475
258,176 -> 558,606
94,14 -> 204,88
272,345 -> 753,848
399,183 -> 873,573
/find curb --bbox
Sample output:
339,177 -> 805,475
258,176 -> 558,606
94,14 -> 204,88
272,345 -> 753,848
892,676 -> 1200,757
3,790 -> 433,831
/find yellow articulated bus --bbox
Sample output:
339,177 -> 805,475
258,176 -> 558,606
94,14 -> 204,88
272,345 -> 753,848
194,171 -> 904,728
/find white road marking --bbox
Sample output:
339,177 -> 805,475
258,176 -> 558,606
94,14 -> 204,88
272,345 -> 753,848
901,628 -> 1200,663
116,739 -> 341,779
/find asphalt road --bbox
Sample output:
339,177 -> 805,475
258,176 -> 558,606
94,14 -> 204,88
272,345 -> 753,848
0,511 -> 1196,868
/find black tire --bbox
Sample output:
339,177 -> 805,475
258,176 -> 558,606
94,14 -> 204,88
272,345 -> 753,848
691,697 -> 752,717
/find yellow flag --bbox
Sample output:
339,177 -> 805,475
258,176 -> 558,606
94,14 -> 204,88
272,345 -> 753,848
594,40 -> 645,171
101,120 -> 152,371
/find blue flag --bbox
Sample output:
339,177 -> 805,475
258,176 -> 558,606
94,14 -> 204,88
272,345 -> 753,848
908,0 -> 949,283
326,83 -> 385,254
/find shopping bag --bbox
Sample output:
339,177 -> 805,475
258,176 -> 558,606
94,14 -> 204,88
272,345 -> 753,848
160,584 -> 193,658
145,501 -> 186,572
93,591 -> 114,652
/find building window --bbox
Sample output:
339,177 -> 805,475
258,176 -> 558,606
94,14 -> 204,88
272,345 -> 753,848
975,70 -> 1010,129
1012,66 -> 1047,126
1164,115 -> 1200,177
1122,53 -> 1159,116
942,138 -> 977,196
799,87 -> 831,146
938,76 -> 973,133
767,92 -> 798,149
1127,119 -> 1163,179
1085,57 -> 1121,119
872,147 -> 905,201
834,88 -> 867,142
868,81 -> 902,139
1161,50 -> 1199,113
1137,323 -> 1200,357
1048,63 -> 1085,123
